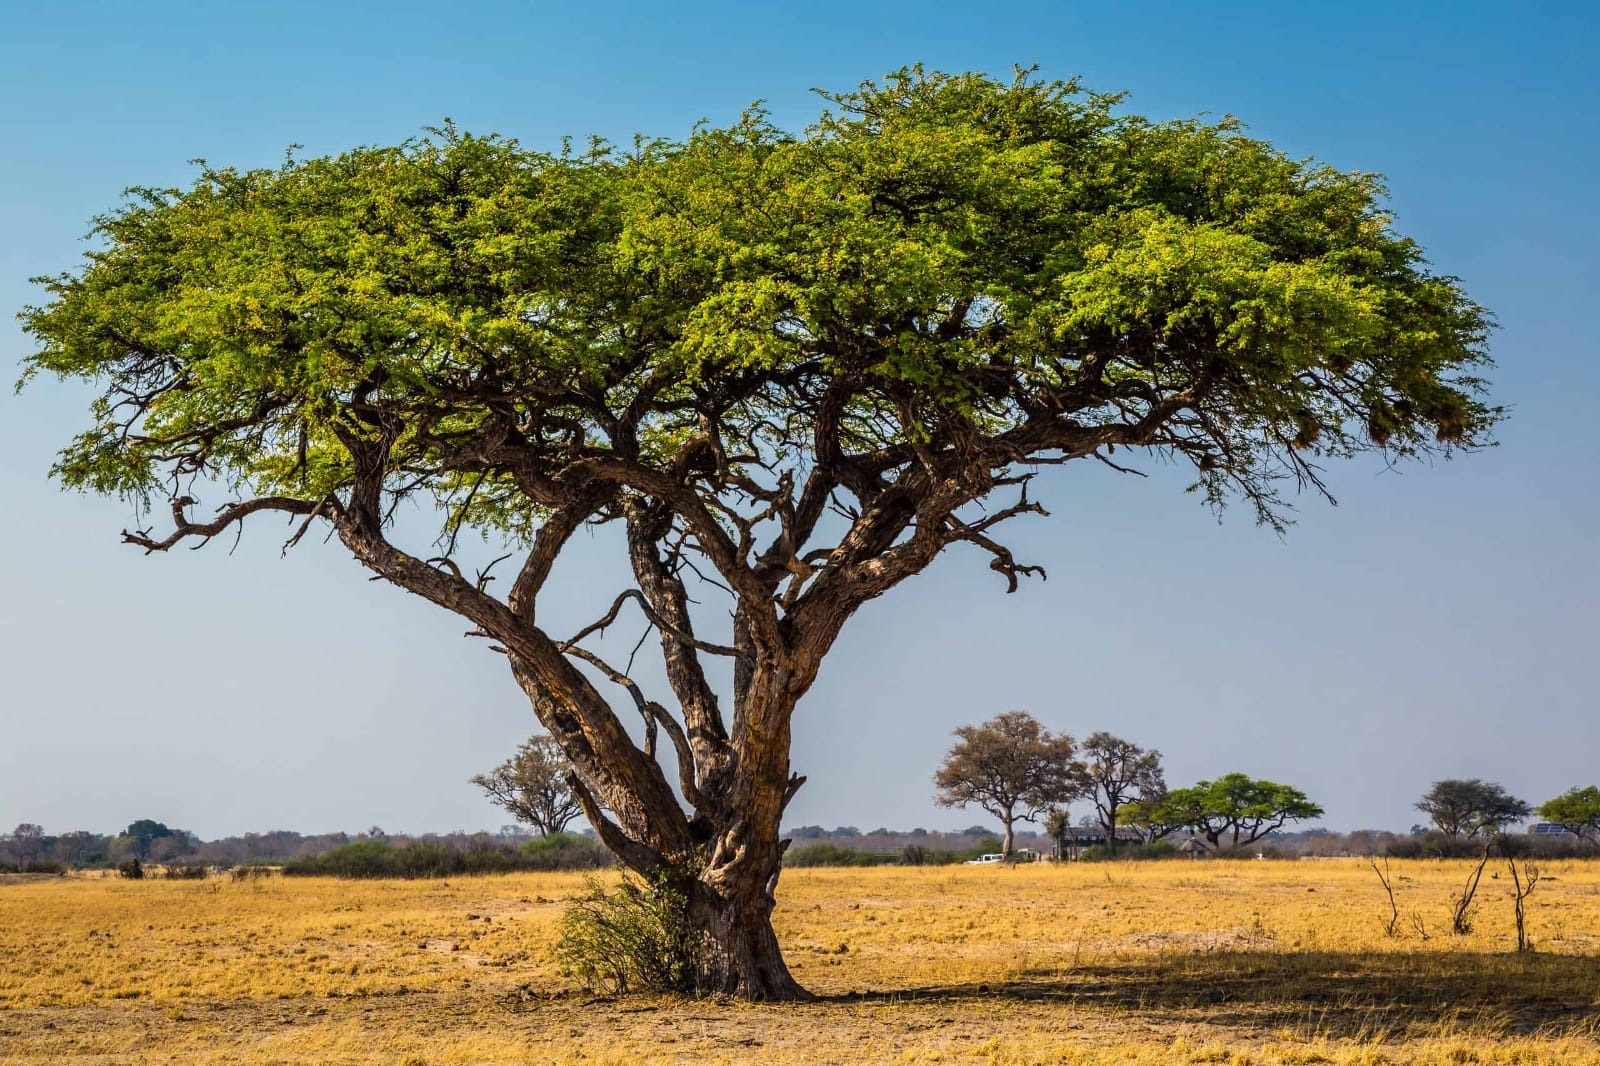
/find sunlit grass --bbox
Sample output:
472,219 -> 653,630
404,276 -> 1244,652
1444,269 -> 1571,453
3,859 -> 1599,1063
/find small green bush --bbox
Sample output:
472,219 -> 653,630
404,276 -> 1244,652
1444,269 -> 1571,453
556,874 -> 694,994
281,836 -> 612,879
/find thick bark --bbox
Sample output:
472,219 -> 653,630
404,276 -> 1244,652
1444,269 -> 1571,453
684,855 -> 808,1000
513,633 -> 812,999
999,814 -> 1015,858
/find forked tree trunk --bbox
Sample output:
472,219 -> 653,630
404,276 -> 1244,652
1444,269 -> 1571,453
526,638 -> 816,1000
685,865 -> 807,999
671,675 -> 810,999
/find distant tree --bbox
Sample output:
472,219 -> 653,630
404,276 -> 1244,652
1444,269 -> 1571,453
1077,733 -> 1164,854
1537,786 -> 1600,843
146,830 -> 200,864
10,824 -> 45,866
1043,808 -> 1072,860
122,820 -> 173,861
934,711 -> 1081,857
1120,795 -> 1164,842
1152,773 -> 1323,850
51,830 -> 104,867
1416,779 -> 1531,838
472,734 -> 583,836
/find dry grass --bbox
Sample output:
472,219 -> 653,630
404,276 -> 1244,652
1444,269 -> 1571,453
3,859 -> 1599,1063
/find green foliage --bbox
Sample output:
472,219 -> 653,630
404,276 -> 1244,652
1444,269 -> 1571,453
280,836 -> 610,878
120,821 -> 172,860
555,874 -> 694,994
1536,786 -> 1600,838
1416,779 -> 1531,838
1152,772 -> 1323,849
21,67 -> 1496,544
117,858 -> 144,880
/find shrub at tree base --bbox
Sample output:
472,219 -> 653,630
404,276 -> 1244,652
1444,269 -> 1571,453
556,875 -> 695,994
281,835 -> 611,878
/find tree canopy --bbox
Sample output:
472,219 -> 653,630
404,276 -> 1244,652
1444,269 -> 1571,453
1416,779 -> 1531,838
20,66 -> 1497,1000
471,734 -> 583,835
1537,786 -> 1600,842
1077,732 -> 1164,853
1148,772 -> 1323,850
933,710 -> 1080,856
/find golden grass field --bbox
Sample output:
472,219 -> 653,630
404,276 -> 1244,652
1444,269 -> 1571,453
2,859 -> 1599,1064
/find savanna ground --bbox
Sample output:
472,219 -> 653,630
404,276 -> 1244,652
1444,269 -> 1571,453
2,859 -> 1598,1064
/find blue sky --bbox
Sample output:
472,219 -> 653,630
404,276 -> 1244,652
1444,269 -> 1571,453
2,1 -> 1597,838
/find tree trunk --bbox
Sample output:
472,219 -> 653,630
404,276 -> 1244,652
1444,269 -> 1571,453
1000,812 -> 1015,857
685,870 -> 808,1000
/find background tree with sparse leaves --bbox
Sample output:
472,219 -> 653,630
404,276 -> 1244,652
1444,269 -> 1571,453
19,65 -> 1497,999
934,711 -> 1082,857
472,733 -> 583,835
1077,732 -> 1164,854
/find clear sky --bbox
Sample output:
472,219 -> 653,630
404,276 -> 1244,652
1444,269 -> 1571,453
2,1 -> 1596,840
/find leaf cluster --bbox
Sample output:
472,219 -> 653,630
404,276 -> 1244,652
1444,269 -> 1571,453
1145,771 -> 1323,848
1416,778 -> 1531,839
933,710 -> 1083,823
20,65 -> 1497,550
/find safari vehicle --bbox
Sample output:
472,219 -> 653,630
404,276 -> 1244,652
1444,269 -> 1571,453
963,853 -> 1004,865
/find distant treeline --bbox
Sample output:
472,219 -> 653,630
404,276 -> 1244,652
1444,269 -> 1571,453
0,820 -> 607,875
5,821 -> 1596,877
281,834 -> 609,878
774,825 -> 1600,865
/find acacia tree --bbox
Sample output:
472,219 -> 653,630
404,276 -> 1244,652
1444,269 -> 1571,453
933,711 -> 1081,857
1416,779 -> 1530,838
20,68 -> 1495,999
1151,773 -> 1323,850
472,734 -> 583,835
1536,786 -> 1600,844
1077,732 -> 1164,854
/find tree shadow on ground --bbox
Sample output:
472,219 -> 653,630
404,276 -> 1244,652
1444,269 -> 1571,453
830,951 -> 1600,1041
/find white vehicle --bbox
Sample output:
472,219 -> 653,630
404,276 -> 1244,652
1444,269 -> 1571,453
963,853 -> 1004,865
